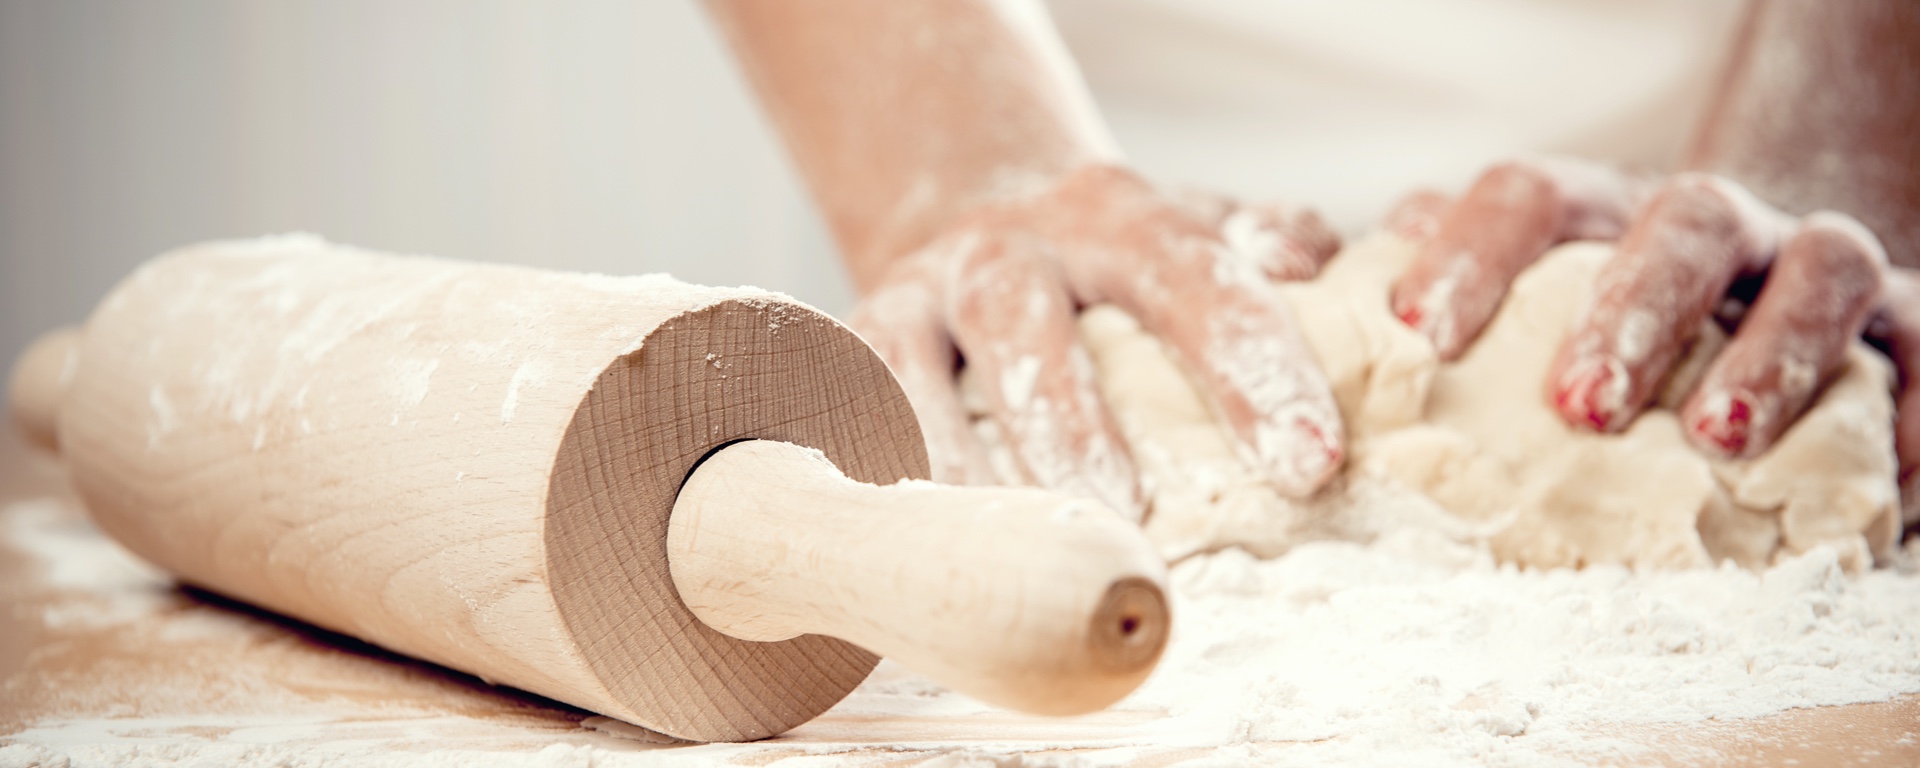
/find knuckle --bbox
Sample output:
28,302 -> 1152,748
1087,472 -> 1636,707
1661,171 -> 1727,198
1060,163 -> 1150,194
1643,173 -> 1750,236
1386,189 -> 1449,238
940,228 -> 1038,282
1649,173 -> 1787,244
1484,157 -> 1549,181
1771,218 -> 1887,308
946,238 -> 1070,331
1281,206 -> 1342,262
1796,211 -> 1890,268
1479,158 -> 1558,196
1166,186 -> 1235,226
1653,175 -> 1735,219
855,269 -> 941,330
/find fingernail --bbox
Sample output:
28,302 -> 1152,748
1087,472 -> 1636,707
1689,390 -> 1755,457
1554,357 -> 1628,432
1396,292 -> 1458,357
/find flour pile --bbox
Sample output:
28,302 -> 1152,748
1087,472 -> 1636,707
1123,531 -> 1920,765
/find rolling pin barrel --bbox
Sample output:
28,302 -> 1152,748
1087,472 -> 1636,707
4,236 -> 1169,742
7,326 -> 78,453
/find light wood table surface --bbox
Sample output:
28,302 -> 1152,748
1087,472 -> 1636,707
1,430 -> 1914,766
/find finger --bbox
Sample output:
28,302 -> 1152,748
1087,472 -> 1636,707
1391,161 -> 1565,360
1681,212 -> 1887,458
1164,185 -> 1237,228
1384,188 -> 1451,240
1064,206 -> 1344,497
1865,266 -> 1920,526
1548,174 -> 1787,433
943,228 -> 1145,519
848,253 -> 995,486
1167,188 -> 1342,282
1392,158 -> 1644,360
1219,201 -> 1342,282
1040,167 -> 1344,496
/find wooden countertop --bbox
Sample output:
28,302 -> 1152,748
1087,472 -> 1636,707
1,430 -> 1914,766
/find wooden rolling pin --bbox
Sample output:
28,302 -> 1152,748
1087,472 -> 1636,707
5,235 -> 1169,742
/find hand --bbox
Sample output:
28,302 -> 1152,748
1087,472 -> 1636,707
849,165 -> 1346,516
1868,269 -> 1920,526
1387,158 -> 1919,507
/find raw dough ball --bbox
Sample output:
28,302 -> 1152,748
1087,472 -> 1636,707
973,234 -> 1901,571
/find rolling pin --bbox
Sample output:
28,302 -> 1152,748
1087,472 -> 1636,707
5,235 -> 1169,742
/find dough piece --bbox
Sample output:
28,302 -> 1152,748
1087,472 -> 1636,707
1722,348 -> 1902,567
1271,239 -> 1437,436
1340,236 -> 1897,571
1075,307 -> 1460,562
1360,242 -> 1720,570
981,233 -> 1901,571
965,304 -> 1466,563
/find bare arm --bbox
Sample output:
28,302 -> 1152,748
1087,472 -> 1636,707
1687,0 -> 1919,269
704,0 -> 1119,290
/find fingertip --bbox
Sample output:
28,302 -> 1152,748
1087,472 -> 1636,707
1546,175 -> 1782,438
1096,206 -> 1348,499
1551,355 -> 1632,433
1185,302 -> 1348,497
1291,412 -> 1347,493
1385,188 -> 1451,240
1391,275 -> 1465,360
1394,303 -> 1423,330
1252,406 -> 1346,497
1675,210 -> 1890,461
1193,311 -> 1348,496
1219,206 -> 1332,283
1285,208 -> 1343,269
1684,387 -> 1762,459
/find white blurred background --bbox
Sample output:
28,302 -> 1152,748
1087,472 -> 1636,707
0,0 -> 1743,371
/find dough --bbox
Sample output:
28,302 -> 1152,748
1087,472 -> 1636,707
969,234 -> 1902,571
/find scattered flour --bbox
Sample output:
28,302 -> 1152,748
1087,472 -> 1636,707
5,493 -> 1919,766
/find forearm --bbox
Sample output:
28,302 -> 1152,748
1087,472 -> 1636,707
1686,0 -> 1919,267
705,0 -> 1119,290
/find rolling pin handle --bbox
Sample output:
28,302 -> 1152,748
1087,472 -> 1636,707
668,439 -> 1170,717
8,327 -> 81,454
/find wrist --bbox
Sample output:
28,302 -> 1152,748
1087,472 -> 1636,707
855,159 -> 1131,289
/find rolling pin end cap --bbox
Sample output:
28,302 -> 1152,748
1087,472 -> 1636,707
1089,576 -> 1170,676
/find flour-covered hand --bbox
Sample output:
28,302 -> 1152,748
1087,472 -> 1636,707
851,165 -> 1345,515
1387,160 -> 1911,480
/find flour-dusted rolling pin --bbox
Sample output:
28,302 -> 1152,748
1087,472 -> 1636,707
6,235 -> 1169,742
